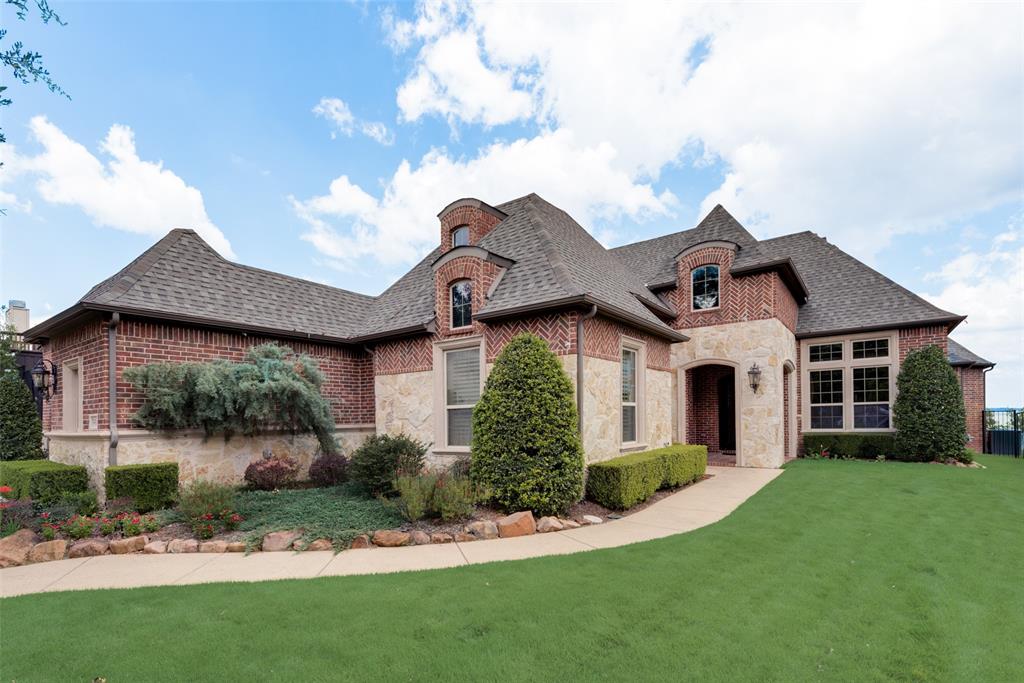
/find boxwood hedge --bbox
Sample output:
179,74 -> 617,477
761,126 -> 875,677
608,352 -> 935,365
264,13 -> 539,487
0,459 -> 89,505
586,444 -> 708,510
105,462 -> 180,512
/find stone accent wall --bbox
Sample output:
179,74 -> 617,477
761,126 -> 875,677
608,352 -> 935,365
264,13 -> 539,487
375,370 -> 434,448
898,325 -> 949,362
673,318 -> 796,468
47,433 -> 108,494
439,202 -> 504,255
646,368 -> 673,449
43,319 -> 109,432
956,365 -> 987,448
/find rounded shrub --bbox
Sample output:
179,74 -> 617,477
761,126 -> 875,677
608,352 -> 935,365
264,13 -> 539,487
0,374 -> 43,461
349,433 -> 427,496
471,332 -> 584,516
893,344 -> 967,462
309,451 -> 349,487
243,454 -> 299,491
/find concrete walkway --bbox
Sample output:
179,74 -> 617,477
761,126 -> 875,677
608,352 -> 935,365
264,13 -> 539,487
0,466 -> 782,598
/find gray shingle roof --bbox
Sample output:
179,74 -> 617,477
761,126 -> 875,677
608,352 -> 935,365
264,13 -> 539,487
947,339 -> 994,368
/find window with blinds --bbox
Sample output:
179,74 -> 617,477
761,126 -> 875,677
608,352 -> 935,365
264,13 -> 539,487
622,347 -> 638,442
445,347 -> 480,447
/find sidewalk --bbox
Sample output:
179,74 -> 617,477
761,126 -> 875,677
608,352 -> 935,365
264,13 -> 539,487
0,466 -> 782,598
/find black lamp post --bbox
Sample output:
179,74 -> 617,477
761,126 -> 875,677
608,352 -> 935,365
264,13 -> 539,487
31,358 -> 58,400
747,363 -> 762,394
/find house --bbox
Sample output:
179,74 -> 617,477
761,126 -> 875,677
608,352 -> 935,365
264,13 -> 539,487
25,194 -> 993,490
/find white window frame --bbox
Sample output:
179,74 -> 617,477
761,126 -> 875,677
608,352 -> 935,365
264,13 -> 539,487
61,357 -> 83,433
620,337 -> 647,450
451,225 -> 470,248
801,331 -> 898,433
450,279 -> 473,330
432,336 -> 486,454
690,264 -> 721,312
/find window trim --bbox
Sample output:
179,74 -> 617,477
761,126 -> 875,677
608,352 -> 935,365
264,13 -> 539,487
449,279 -> 473,331
690,264 -> 721,312
451,225 -> 470,248
801,331 -> 898,433
61,357 -> 83,433
619,337 -> 647,450
809,368 -> 844,430
432,336 -> 486,454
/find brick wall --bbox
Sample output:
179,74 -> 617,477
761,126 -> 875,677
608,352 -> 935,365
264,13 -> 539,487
582,315 -> 672,371
898,325 -> 949,362
43,319 -> 109,432
434,255 -> 504,338
485,313 -> 577,361
373,336 -> 434,375
438,203 -> 503,255
956,365 -> 986,447
773,274 -> 799,333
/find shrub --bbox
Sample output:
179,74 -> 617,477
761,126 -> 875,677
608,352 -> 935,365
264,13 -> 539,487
586,444 -> 708,510
0,498 -> 37,532
63,516 -> 94,540
59,490 -> 99,516
102,497 -> 137,516
0,460 -> 89,505
471,333 -> 584,516
386,472 -> 478,522
121,515 -> 143,537
894,345 -> 967,462
178,480 -> 237,533
244,455 -> 300,491
801,433 -> 898,460
389,473 -> 435,521
309,452 -> 349,487
0,373 -> 44,461
104,462 -> 179,512
350,434 -> 427,496
431,474 -> 476,521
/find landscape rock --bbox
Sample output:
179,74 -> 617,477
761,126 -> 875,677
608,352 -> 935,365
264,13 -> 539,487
453,532 -> 476,542
465,520 -> 499,539
536,517 -> 564,533
143,540 -> 167,554
167,538 -> 199,553
430,533 -> 453,544
581,515 -> 604,525
372,530 -> 411,547
0,529 -> 38,568
410,530 -> 431,545
227,542 -> 247,552
262,530 -> 303,552
350,534 -> 371,549
109,536 -> 147,554
200,540 -> 228,553
68,539 -> 109,558
497,511 -> 536,538
303,539 -> 333,551
28,539 -> 67,563
560,519 -> 581,529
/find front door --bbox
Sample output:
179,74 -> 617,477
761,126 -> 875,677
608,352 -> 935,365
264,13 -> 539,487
717,373 -> 736,451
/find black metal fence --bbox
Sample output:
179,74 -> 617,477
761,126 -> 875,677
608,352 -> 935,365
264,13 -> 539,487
983,409 -> 1023,457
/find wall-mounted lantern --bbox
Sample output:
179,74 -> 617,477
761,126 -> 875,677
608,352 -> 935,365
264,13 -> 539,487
31,358 -> 58,400
747,363 -> 762,394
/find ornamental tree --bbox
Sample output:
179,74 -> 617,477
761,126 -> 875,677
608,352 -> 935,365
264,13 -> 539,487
471,332 -> 584,516
893,344 -> 967,462
0,372 -> 44,460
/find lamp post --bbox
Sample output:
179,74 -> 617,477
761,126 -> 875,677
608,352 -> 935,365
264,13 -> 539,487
30,358 -> 58,400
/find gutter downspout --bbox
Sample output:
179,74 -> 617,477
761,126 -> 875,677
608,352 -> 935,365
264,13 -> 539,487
576,305 -> 598,435
980,364 -> 994,453
108,312 -> 120,466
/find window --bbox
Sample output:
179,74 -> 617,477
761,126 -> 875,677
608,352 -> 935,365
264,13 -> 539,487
853,366 -> 890,428
810,369 -> 843,429
451,226 -> 469,248
450,280 -> 472,329
621,348 -> 638,442
809,343 -> 842,363
444,347 -> 480,447
691,265 -> 720,310
852,338 -> 889,359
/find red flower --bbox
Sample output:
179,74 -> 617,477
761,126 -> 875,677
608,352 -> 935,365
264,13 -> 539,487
0,485 -> 12,494
41,512 -> 50,520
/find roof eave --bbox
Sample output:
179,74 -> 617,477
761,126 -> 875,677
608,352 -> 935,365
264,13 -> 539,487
795,315 -> 967,340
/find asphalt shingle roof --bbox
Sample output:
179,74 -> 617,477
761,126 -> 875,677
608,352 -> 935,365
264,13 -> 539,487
947,339 -> 994,367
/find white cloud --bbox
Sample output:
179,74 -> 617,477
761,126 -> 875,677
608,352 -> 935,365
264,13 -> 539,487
387,1 -> 1023,260
291,128 -> 674,268
5,116 -> 234,258
312,97 -> 394,145
923,217 -> 1024,407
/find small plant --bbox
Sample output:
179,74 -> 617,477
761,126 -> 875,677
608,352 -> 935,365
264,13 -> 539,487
60,491 -> 99,516
220,509 -> 244,531
432,474 -> 476,521
876,454 -> 887,462
805,445 -> 830,460
63,515 -> 95,539
384,472 -> 478,522
121,515 -> 143,537
193,514 -> 217,539
178,480 -> 239,537
40,522 -> 58,541
244,454 -> 300,491
350,433 -> 427,496
142,515 -> 161,533
0,497 -> 36,532
98,517 -> 116,535
309,451 -> 349,487
388,473 -> 436,521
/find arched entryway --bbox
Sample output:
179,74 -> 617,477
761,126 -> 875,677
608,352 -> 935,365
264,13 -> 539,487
680,360 -> 743,466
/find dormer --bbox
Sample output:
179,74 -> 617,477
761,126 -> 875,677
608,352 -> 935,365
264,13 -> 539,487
438,198 -> 507,255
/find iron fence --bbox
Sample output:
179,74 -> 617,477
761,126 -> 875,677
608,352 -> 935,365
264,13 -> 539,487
983,409 -> 1023,457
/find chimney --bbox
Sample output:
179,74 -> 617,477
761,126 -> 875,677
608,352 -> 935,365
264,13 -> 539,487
4,300 -> 29,333
437,198 -> 507,255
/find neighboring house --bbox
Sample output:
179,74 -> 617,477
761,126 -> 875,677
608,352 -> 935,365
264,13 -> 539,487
25,194 -> 993,489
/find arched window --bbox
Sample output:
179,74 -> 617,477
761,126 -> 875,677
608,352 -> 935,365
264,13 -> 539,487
691,265 -> 720,310
450,280 -> 472,329
451,225 -> 470,248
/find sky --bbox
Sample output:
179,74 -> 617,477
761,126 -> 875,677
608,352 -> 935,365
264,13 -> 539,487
0,1 -> 1021,406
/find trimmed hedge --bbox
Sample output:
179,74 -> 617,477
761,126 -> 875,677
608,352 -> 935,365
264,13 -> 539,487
105,462 -> 180,512
0,460 -> 89,505
586,444 -> 708,510
894,344 -> 967,462
802,433 -> 897,460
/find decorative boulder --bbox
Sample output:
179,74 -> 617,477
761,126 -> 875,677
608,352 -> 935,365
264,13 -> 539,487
350,535 -> 371,549
410,530 -> 431,546
227,542 -> 247,553
497,511 -> 536,538
0,529 -> 38,568
167,538 -> 199,554
372,530 -> 410,547
581,515 -> 603,525
262,530 -> 303,552
560,519 -> 581,529
453,532 -> 476,542
109,536 -> 147,554
28,539 -> 67,563
430,533 -> 453,544
143,541 -> 167,554
302,539 -> 333,551
200,540 -> 228,553
68,539 -> 109,558
465,520 -> 499,539
536,517 -> 564,533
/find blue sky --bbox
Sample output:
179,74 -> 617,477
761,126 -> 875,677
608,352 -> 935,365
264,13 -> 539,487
1,1 -> 1021,405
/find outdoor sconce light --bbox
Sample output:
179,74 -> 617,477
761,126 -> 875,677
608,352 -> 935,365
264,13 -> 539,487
31,358 -> 58,401
747,363 -> 762,394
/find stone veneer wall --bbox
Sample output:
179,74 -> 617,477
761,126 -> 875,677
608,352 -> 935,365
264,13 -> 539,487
673,318 -> 796,468
374,370 -> 434,449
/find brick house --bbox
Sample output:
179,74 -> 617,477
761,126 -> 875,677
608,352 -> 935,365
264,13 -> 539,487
25,194 -> 992,489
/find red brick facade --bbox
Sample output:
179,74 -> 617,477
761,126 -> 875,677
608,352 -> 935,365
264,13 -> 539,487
372,336 -> 434,376
434,255 -> 504,338
438,203 -> 504,255
43,320 -> 109,432
955,365 -> 987,447
582,316 -> 671,371
898,325 -> 949,362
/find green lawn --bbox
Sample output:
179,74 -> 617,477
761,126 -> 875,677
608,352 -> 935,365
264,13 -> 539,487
2,456 -> 1021,681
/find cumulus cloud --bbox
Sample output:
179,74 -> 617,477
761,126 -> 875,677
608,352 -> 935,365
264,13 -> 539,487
923,216 -> 1024,406
291,128 -> 674,267
313,97 -> 394,145
6,116 -> 234,257
385,1 -> 1023,260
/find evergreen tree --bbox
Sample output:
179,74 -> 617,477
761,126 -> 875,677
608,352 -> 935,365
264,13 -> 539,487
893,344 -> 967,461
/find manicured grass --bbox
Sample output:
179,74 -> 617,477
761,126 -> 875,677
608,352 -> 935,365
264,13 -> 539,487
234,483 -> 403,548
3,456 -> 1022,681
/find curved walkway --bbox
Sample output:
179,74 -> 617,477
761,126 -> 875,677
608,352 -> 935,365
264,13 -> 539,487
0,466 -> 782,598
